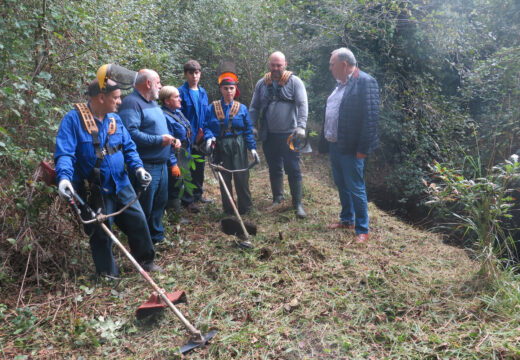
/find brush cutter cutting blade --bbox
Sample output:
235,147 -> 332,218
238,240 -> 254,249
136,290 -> 186,319
179,329 -> 218,354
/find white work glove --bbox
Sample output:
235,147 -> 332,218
292,127 -> 306,141
251,149 -> 260,164
206,137 -> 216,154
136,167 -> 152,190
58,179 -> 74,200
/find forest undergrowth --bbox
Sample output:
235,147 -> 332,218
1,150 -> 519,359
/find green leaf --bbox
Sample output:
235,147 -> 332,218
37,72 -> 52,81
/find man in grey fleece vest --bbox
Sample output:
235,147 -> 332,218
249,51 -> 308,218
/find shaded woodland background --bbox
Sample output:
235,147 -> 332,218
1,0 -> 520,279
1,1 -> 520,358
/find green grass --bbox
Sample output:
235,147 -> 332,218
1,151 -> 520,359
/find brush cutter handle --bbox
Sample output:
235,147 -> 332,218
208,158 -> 258,174
248,157 -> 260,170
66,190 -> 142,225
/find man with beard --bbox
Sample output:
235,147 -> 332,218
119,69 -> 180,247
249,51 -> 309,218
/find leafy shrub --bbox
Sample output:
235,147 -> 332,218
426,154 -> 520,279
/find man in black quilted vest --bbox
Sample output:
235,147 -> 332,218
322,47 -> 379,243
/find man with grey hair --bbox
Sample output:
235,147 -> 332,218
249,51 -> 309,218
119,69 -> 180,250
320,47 -> 379,243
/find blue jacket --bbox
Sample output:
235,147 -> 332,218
55,107 -> 143,194
336,68 -> 379,155
162,106 -> 193,166
119,89 -> 170,163
178,82 -> 208,142
204,99 -> 257,150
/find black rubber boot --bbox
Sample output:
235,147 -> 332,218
267,175 -> 284,209
172,198 -> 181,212
289,178 -> 306,219
169,199 -> 191,225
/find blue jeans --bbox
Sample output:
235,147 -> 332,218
263,133 -> 302,182
84,184 -> 155,276
131,162 -> 168,243
329,142 -> 369,234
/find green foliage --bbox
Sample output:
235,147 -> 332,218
11,307 -> 38,335
1,0 -> 520,296
1,2 -> 520,357
293,0 -> 520,224
462,46 -> 520,164
155,0 -> 301,102
427,154 -> 520,279
89,316 -> 126,345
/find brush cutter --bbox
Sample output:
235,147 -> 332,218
64,190 -> 217,354
208,156 -> 259,249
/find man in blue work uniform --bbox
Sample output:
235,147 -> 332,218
55,79 -> 160,277
119,69 -> 180,245
178,60 -> 212,211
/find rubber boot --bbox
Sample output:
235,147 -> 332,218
289,178 -> 306,219
267,175 -> 284,210
170,198 -> 181,212
170,198 -> 190,225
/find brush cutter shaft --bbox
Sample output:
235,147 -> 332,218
208,157 -> 257,245
99,222 -> 203,340
69,192 -> 204,342
216,171 -> 250,239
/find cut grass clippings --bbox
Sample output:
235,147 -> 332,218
1,150 -> 520,359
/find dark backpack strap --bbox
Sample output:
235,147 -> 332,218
176,111 -> 193,140
163,109 -> 193,140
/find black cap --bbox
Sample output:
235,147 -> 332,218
86,81 -> 120,96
